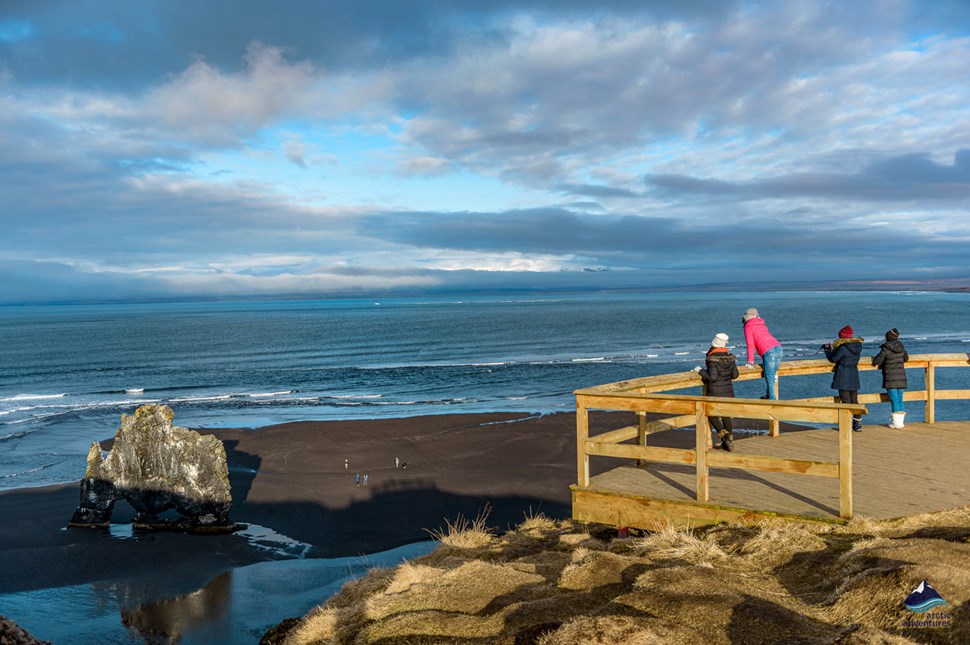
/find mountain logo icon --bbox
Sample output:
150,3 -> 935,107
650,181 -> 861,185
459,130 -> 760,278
903,579 -> 948,612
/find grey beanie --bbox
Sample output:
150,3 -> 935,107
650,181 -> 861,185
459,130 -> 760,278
711,333 -> 729,348
742,308 -> 759,322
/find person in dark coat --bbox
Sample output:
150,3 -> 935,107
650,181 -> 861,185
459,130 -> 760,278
823,325 -> 864,431
872,328 -> 909,428
693,332 -> 739,451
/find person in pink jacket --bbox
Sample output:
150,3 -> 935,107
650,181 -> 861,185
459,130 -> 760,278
742,308 -> 783,399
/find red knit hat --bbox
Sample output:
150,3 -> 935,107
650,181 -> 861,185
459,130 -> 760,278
838,325 -> 854,338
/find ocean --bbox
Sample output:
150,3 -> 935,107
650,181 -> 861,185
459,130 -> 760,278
2,290 -> 969,491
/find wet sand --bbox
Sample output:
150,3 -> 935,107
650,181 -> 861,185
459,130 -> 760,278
0,411 -> 615,595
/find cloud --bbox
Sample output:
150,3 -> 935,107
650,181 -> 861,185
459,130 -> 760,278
145,43 -> 318,145
283,139 -> 308,168
645,149 -> 970,203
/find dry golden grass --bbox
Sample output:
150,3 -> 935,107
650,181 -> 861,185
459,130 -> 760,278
365,559 -> 544,620
426,505 -> 496,549
633,520 -> 727,567
282,606 -> 339,645
737,519 -> 829,568
538,615 -> 704,645
361,607 -> 510,642
269,506 -> 970,644
516,510 -> 560,534
558,549 -> 640,590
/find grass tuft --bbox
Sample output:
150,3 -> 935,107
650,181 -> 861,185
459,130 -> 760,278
426,504 -> 495,549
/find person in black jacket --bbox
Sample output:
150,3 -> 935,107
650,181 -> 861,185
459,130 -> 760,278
693,332 -> 739,451
872,328 -> 909,428
823,325 -> 864,432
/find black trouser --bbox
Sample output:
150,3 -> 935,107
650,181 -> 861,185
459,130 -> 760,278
839,390 -> 862,427
709,416 -> 733,433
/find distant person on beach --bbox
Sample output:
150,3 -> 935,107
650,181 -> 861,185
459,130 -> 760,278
344,458 -> 349,470
363,474 -> 369,486
692,332 -> 739,451
741,308 -> 783,399
823,325 -> 864,432
872,328 -> 909,428
395,457 -> 400,469
354,473 -> 361,486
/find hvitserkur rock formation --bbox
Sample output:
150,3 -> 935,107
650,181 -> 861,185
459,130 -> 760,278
69,404 -> 235,533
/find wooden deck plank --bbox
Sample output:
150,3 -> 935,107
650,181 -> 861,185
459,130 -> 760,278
579,420 -> 970,523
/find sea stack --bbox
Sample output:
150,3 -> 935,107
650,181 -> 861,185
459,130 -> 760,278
68,404 -> 235,533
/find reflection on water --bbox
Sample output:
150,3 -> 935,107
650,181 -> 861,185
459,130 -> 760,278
119,572 -> 231,644
0,541 -> 435,644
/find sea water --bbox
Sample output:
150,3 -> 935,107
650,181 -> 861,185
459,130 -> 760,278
0,540 -> 436,645
2,290 -> 970,491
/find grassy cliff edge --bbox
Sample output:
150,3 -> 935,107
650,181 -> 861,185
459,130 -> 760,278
266,508 -> 970,644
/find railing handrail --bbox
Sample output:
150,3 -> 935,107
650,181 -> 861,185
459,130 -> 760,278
576,352 -> 970,395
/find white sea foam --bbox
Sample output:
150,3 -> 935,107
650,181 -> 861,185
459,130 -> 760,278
0,463 -> 52,478
330,394 -> 382,399
170,395 -> 233,403
0,407 -> 32,417
572,357 -> 605,362
125,388 -> 144,394
674,352 -> 689,355
247,391 -> 293,398
0,393 -> 67,402
238,523 -> 315,558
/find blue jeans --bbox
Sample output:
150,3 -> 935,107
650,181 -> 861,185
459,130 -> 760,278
762,346 -> 783,399
887,388 -> 905,413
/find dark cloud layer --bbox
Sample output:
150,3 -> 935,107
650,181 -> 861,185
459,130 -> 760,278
645,150 -> 970,203
0,0 -> 736,88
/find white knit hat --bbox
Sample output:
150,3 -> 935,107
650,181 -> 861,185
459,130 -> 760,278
711,332 -> 729,348
742,308 -> 759,322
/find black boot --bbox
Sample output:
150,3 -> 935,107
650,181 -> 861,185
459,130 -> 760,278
852,415 -> 862,432
721,432 -> 734,452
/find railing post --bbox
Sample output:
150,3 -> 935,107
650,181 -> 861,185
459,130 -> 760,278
695,402 -> 710,502
838,408 -> 853,519
636,412 -> 648,466
925,363 -> 936,424
769,416 -> 780,438
577,397 -> 590,488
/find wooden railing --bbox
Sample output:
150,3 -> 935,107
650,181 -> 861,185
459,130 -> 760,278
574,353 -> 970,519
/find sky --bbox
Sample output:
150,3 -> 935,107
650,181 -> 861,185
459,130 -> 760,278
2,0 -> 969,303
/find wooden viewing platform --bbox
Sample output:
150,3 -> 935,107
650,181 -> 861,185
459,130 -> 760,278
571,353 -> 970,529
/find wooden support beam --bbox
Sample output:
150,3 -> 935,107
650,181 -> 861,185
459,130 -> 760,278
838,409 -> 853,519
705,452 -> 839,478
577,403 -> 589,488
637,412 -> 647,465
926,365 -> 936,424
695,403 -> 709,503
591,425 -> 639,444
934,389 -> 970,400
579,394 -> 696,414
570,486 -> 845,530
585,442 -> 697,465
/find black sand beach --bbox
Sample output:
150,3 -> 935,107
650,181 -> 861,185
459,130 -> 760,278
0,412 -> 618,596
